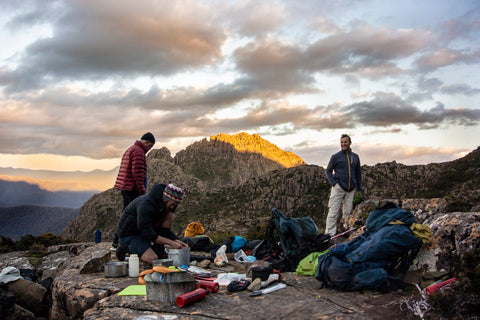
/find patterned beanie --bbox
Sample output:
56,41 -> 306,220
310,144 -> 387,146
163,183 -> 184,203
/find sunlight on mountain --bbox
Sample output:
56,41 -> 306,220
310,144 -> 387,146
211,132 -> 305,168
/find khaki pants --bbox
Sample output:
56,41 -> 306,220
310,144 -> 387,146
325,184 -> 355,236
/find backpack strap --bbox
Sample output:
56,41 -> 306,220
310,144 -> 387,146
316,253 -> 333,289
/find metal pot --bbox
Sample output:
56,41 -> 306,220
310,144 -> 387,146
165,247 -> 190,267
104,261 -> 128,277
152,259 -> 173,267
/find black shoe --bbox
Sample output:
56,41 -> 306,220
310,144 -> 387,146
116,244 -> 128,261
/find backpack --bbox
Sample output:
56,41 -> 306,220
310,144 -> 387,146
315,203 -> 424,292
254,207 -> 320,272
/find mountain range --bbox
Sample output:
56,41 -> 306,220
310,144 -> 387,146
0,205 -> 79,240
61,132 -> 480,243
0,179 -> 94,208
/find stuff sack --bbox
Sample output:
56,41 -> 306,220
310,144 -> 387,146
223,236 -> 248,253
255,208 -> 319,272
296,250 -> 328,276
182,236 -> 213,251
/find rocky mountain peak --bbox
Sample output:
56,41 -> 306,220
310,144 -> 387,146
61,135 -> 479,244
210,132 -> 305,168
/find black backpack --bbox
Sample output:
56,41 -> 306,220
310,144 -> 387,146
253,208 -> 323,272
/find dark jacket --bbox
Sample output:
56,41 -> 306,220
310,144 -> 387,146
326,149 -> 362,192
114,140 -> 148,194
116,184 -> 169,243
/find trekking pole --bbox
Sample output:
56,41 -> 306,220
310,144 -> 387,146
322,227 -> 357,244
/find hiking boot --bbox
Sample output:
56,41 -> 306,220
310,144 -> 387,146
116,244 -> 128,261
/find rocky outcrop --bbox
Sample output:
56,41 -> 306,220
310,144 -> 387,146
61,189 -> 123,243
416,212 -> 480,274
174,137 -> 286,190
61,133 -> 479,246
211,132 -> 305,168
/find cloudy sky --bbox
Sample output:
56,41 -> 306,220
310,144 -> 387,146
1,0 -> 479,191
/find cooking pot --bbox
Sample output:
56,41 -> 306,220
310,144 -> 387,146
104,261 -> 128,277
153,259 -> 173,267
165,247 -> 190,267
251,266 -> 273,281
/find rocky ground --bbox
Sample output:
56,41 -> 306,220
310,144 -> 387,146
0,242 -> 421,320
2,201 -> 479,320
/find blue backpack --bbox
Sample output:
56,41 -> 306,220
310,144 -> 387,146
315,203 -> 423,292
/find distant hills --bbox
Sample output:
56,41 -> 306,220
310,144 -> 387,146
0,166 -> 118,192
0,179 -> 95,208
0,179 -> 90,240
0,205 -> 79,240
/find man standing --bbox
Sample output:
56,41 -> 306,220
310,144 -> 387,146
116,183 -> 188,264
325,134 -> 362,236
112,132 -> 155,248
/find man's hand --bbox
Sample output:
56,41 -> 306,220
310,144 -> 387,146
170,239 -> 188,249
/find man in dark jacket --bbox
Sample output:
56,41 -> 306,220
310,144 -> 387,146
116,183 -> 188,264
325,134 -> 362,236
112,132 -> 155,248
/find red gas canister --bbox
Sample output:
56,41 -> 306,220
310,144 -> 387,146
176,288 -> 207,308
197,280 -> 219,293
424,278 -> 457,295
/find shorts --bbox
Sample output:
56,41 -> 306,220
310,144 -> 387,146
120,228 -> 177,258
120,235 -> 151,257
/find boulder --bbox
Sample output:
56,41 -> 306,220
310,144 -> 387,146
410,211 -> 480,275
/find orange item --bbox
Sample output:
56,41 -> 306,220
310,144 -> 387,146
153,265 -> 176,273
138,269 -> 154,285
184,222 -> 205,237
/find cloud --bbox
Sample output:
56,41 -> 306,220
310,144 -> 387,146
441,83 -> 480,96
221,0 -> 285,37
2,0 -> 227,92
341,93 -> 480,128
304,22 -> 434,77
233,38 -> 317,95
0,0 -> 479,168
356,144 -> 472,166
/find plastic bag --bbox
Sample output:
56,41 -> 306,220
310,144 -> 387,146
214,273 -> 246,286
214,244 -> 228,266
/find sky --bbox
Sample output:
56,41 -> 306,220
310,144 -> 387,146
0,0 -> 479,192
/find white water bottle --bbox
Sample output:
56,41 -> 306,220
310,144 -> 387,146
128,254 -> 139,277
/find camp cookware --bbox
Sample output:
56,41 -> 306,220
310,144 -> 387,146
251,266 -> 273,281
165,246 -> 190,267
104,261 -> 128,277
152,259 -> 173,267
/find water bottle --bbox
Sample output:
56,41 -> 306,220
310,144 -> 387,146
128,254 -> 140,277
94,229 -> 101,243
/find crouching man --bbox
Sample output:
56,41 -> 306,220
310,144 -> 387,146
115,183 -> 188,264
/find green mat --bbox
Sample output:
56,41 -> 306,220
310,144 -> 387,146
118,285 -> 146,296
